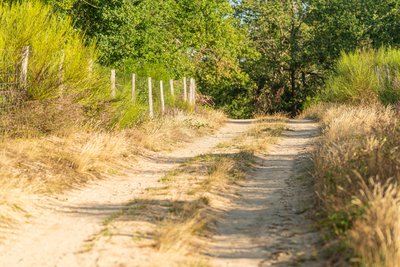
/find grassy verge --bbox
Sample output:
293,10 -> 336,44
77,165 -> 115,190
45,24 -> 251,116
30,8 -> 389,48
0,109 -> 225,236
86,116 -> 287,266
302,103 -> 400,266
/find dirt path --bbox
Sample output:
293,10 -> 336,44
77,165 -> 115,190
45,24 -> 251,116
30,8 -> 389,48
0,119 -> 321,267
0,120 -> 253,267
207,119 -> 321,267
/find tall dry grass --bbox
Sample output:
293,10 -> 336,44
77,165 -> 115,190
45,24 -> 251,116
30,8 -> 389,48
0,109 -> 225,235
304,103 -> 400,266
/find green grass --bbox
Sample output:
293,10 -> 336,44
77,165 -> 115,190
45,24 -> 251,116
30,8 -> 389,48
0,1 -> 107,102
0,0 -> 194,134
323,48 -> 400,105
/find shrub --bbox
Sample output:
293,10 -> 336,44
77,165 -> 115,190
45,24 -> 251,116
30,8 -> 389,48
0,1 -> 196,133
323,48 -> 400,105
0,0 -> 107,101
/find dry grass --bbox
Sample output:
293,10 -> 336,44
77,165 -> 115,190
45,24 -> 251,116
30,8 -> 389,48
217,115 -> 288,152
0,108 -> 226,235
154,153 -> 251,252
132,153 -> 251,267
350,177 -> 400,267
128,109 -> 226,152
86,116 -> 286,267
304,102 -> 400,266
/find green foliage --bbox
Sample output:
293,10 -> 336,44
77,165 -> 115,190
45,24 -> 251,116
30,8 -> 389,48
0,0 -> 194,132
0,0 -> 108,104
306,0 -> 400,69
18,0 -> 400,118
238,0 -> 324,115
236,0 -> 400,115
47,0 -> 254,118
305,0 -> 367,70
323,48 -> 400,104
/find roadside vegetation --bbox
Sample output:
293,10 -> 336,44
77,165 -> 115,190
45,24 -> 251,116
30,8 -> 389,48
303,48 -> 400,266
0,108 -> 226,235
2,0 -> 400,265
322,48 -> 400,105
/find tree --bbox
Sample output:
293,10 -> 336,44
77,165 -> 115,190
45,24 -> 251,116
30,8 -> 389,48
44,0 -> 400,116
60,0 -> 254,117
238,0 -> 320,115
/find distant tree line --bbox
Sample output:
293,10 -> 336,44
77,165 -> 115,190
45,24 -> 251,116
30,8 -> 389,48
6,0 -> 400,117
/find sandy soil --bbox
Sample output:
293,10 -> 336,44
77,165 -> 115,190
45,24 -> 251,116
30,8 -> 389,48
207,119 -> 321,267
0,120 -> 253,267
0,119 -> 321,267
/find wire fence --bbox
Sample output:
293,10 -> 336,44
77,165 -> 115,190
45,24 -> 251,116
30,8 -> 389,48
112,69 -> 196,119
0,46 -> 198,136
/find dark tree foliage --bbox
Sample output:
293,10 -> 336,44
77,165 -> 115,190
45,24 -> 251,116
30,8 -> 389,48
238,0 -> 400,115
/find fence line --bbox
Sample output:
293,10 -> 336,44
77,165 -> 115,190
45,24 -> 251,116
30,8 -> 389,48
110,69 -> 196,118
0,46 -> 197,120
375,64 -> 398,85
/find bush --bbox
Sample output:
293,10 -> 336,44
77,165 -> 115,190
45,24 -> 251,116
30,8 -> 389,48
0,0 -> 113,135
0,1 -> 197,133
0,0 -> 107,101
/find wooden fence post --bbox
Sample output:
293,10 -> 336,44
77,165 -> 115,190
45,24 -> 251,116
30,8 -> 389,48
170,79 -> 174,96
148,77 -> 154,119
160,80 -> 165,115
111,69 -> 116,98
189,78 -> 194,105
192,79 -> 196,105
20,46 -> 29,92
385,65 -> 391,83
375,65 -> 381,83
88,59 -> 93,76
183,77 -> 187,102
132,73 -> 136,105
59,50 -> 65,96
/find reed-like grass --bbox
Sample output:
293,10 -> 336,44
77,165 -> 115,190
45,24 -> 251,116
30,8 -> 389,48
323,48 -> 400,105
0,0 -> 107,101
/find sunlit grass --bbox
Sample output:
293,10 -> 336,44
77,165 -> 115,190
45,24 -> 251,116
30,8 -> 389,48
304,103 -> 400,266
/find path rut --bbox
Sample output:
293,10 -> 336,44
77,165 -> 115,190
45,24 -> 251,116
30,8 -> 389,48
207,119 -> 321,267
